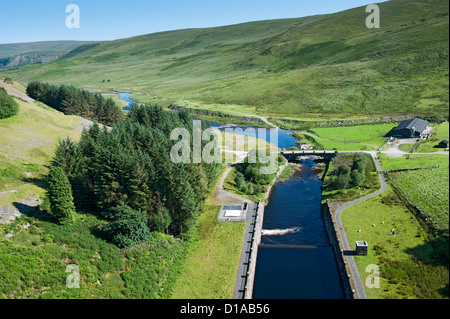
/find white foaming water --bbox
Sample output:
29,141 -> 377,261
261,227 -> 302,236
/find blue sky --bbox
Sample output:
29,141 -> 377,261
0,0 -> 383,44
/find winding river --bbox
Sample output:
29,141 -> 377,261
115,91 -> 138,110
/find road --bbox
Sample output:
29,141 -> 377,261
329,152 -> 387,299
211,164 -> 252,205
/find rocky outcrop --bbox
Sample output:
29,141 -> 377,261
0,52 -> 64,69
0,194 -> 43,226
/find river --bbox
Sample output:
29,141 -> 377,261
115,91 -> 138,111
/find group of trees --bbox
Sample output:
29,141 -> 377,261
26,81 -> 124,126
234,171 -> 264,196
49,103 -> 222,247
332,153 -> 368,190
233,150 -> 282,197
0,87 -> 19,119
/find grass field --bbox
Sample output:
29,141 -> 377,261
391,168 -> 449,231
297,123 -> 395,150
0,94 -> 92,207
377,152 -> 449,230
379,154 -> 449,231
378,153 -> 449,171
310,124 -> 396,145
169,204 -> 245,299
416,122 -> 450,153
341,183 -> 449,299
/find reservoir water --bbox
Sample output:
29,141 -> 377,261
252,159 -> 345,299
204,121 -> 299,150
115,92 -> 300,149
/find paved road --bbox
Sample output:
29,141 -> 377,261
330,153 -> 387,299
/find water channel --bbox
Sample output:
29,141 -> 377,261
117,92 -> 345,299
253,159 -> 345,299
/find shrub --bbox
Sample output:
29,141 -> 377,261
151,207 -> 172,234
105,205 -> 152,248
333,164 -> 351,189
0,88 -> 19,119
351,170 -> 365,187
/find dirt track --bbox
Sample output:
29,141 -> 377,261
0,81 -> 36,105
210,165 -> 251,205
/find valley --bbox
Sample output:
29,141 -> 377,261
0,0 -> 448,303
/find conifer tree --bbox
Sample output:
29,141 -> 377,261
47,166 -> 77,225
105,205 -> 151,248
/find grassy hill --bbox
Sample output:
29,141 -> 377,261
0,41 -> 92,59
0,81 -> 95,207
0,0 -> 448,119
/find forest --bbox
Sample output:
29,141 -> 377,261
48,103 -> 222,247
26,81 -> 124,126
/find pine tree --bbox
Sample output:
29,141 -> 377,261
105,205 -> 151,248
151,207 -> 172,234
47,166 -> 77,225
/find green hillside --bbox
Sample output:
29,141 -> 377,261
1,0 -> 448,118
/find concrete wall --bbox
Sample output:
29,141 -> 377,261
321,202 -> 355,299
243,202 -> 264,299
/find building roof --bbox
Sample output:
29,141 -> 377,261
356,241 -> 368,247
393,118 -> 429,133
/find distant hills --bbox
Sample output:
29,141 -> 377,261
0,0 -> 448,118
0,41 -> 93,69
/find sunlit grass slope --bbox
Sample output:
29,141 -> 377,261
1,0 -> 448,118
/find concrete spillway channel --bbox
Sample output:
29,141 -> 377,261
232,202 -> 264,299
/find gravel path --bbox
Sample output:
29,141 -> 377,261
211,165 -> 252,205
0,81 -> 36,105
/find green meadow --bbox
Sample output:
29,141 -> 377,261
341,183 -> 448,299
169,204 -> 245,299
416,122 -> 450,153
296,123 -> 395,150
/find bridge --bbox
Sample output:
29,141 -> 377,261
280,150 -> 339,161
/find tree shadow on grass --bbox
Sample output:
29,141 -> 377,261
404,236 -> 449,298
405,236 -> 449,270
13,201 -> 57,224
21,175 -> 48,190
